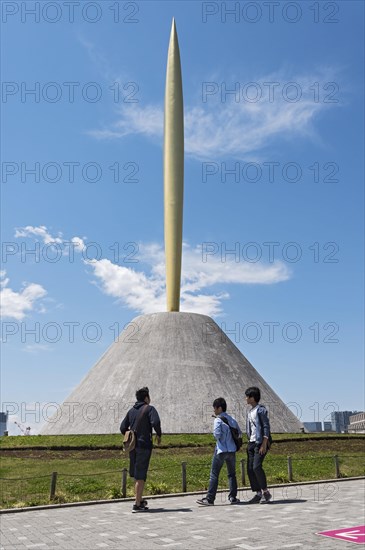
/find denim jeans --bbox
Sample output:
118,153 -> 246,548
206,450 -> 237,502
247,441 -> 268,492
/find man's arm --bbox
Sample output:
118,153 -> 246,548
120,411 -> 130,435
259,408 -> 271,439
258,408 -> 270,454
246,414 -> 250,440
149,406 -> 162,438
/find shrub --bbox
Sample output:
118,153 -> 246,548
52,492 -> 68,504
147,482 -> 169,495
272,471 -> 289,483
107,487 -> 124,499
64,478 -> 104,495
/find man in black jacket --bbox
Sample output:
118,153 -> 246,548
120,387 -> 162,513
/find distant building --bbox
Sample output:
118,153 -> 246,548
323,421 -> 333,432
303,422 -> 322,432
347,412 -> 365,434
0,412 -> 8,436
331,411 -> 356,433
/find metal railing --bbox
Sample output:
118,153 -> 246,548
1,454 -> 363,509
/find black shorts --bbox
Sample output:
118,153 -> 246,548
129,447 -> 152,481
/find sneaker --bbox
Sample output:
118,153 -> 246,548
261,491 -> 272,503
132,503 -> 149,513
196,497 -> 214,506
141,499 -> 148,506
229,497 -> 240,504
247,493 -> 262,504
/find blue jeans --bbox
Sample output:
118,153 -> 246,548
206,450 -> 237,502
247,442 -> 267,492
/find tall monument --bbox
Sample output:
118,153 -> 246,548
41,21 -> 303,435
164,19 -> 184,312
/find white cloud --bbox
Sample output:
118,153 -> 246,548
0,271 -> 10,288
87,242 -> 290,317
14,225 -> 86,256
70,236 -> 86,252
88,104 -> 163,140
10,224 -> 290,318
88,69 -> 340,160
78,35 -> 130,87
89,258 -> 165,314
0,271 -> 47,321
15,225 -> 63,244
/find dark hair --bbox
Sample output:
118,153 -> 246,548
136,387 -> 150,402
245,386 -> 261,402
213,397 -> 227,412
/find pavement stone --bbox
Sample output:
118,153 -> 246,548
0,479 -> 364,550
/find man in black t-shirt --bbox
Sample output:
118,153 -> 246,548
120,387 -> 162,513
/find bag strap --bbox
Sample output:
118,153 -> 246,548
220,416 -> 231,428
251,408 -> 270,439
249,408 -> 257,428
132,404 -> 149,433
250,406 -> 263,428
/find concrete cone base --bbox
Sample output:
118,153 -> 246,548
41,313 -> 303,434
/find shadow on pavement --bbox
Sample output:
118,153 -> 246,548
263,499 -> 308,504
213,499 -> 308,506
147,508 -> 193,513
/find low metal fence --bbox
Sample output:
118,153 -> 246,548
1,454 -> 363,509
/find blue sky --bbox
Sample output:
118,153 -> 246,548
1,1 -> 364,434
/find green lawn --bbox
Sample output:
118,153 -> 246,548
0,433 -> 213,449
1,434 -> 364,509
1,432 -> 362,449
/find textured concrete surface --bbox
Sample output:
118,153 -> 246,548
41,312 -> 303,434
1,480 -> 364,549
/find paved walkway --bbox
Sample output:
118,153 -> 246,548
1,480 -> 364,549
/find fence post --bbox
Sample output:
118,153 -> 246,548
49,472 -> 57,500
181,462 -> 187,493
121,468 -> 127,498
333,455 -> 340,479
240,459 -> 246,486
287,456 -> 293,482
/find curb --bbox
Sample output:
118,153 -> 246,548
1,476 -> 364,514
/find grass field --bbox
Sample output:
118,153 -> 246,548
1,434 -> 364,509
1,432 -> 360,449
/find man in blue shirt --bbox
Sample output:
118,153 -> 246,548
197,397 -> 242,506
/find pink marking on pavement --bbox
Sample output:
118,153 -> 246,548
317,526 -> 365,545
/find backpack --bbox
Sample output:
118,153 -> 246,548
122,405 -> 149,452
220,416 -> 243,451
